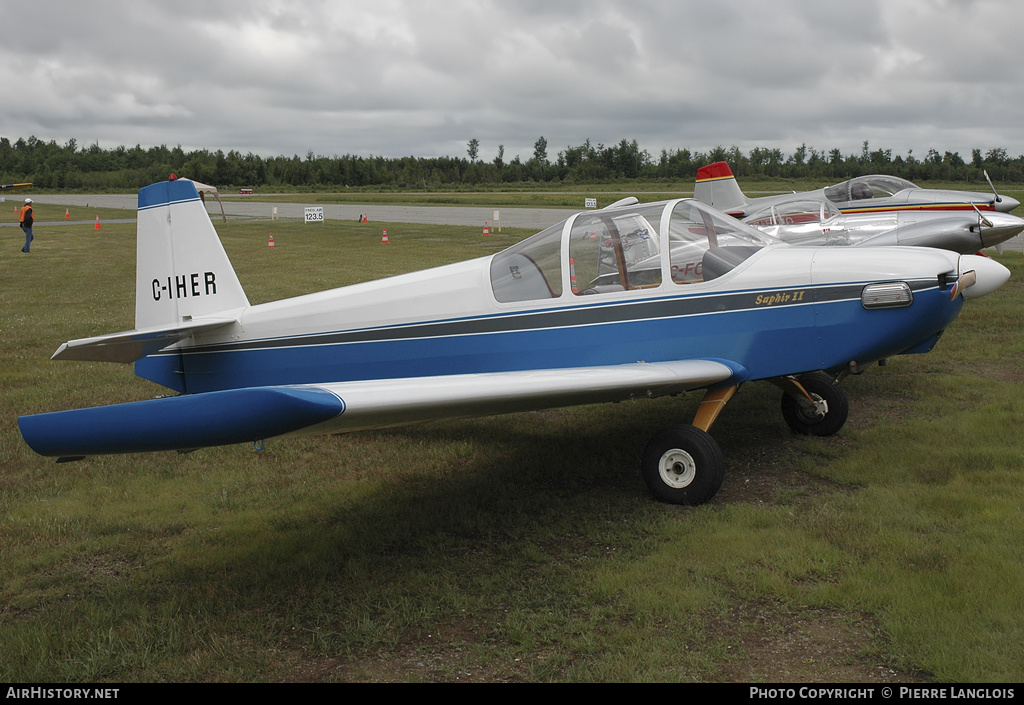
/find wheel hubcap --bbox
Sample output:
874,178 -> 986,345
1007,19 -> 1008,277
658,449 -> 696,489
798,393 -> 828,422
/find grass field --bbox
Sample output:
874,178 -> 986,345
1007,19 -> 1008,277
1,203 -> 1023,682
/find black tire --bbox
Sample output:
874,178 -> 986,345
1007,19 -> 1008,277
641,425 -> 724,505
780,372 -> 849,436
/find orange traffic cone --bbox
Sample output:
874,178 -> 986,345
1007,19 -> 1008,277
94,215 -> 101,230
381,228 -> 389,244
569,257 -> 579,294
268,233 -> 275,248
65,208 -> 70,219
482,221 -> 490,236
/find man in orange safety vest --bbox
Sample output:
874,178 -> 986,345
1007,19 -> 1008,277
19,198 -> 33,253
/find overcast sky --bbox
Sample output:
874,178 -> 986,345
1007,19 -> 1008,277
4,0 -> 1024,164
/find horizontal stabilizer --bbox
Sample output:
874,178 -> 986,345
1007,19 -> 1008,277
51,318 -> 238,363
18,386 -> 344,458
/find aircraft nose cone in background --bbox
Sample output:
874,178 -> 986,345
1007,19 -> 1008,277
995,194 -> 1021,212
958,254 -> 1011,299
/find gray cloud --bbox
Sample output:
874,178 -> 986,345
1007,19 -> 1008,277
3,0 -> 1023,163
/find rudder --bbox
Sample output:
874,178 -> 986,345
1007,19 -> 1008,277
694,161 -> 747,215
135,180 -> 249,330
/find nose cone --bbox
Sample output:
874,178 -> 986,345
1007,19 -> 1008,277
958,254 -> 1011,299
995,194 -> 1021,212
980,212 -> 1024,248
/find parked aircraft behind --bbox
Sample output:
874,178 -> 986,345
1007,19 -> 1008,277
741,197 -> 1024,253
695,161 -> 1020,218
17,180 -> 1011,505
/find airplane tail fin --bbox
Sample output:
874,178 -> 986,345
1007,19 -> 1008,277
135,179 -> 249,330
694,162 -> 747,216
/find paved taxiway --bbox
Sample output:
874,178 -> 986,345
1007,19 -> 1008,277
17,193 -> 578,231
9,193 -> 1024,251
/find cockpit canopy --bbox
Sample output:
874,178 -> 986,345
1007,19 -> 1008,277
824,175 -> 916,203
743,199 -> 841,228
490,199 -> 774,303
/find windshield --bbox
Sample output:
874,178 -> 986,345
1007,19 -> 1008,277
667,200 -> 773,283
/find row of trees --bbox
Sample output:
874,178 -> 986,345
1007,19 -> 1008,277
2,134 -> 1023,191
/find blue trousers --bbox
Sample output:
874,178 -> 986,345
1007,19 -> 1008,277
21,225 -> 33,252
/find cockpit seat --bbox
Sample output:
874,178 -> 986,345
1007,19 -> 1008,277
581,284 -> 626,295
701,246 -> 763,281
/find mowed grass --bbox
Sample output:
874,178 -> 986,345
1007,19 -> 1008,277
1,209 -> 1023,682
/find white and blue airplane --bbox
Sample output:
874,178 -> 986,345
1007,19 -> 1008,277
17,180 -> 1011,505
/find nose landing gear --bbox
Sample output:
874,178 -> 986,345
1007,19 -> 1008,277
640,373 -> 849,506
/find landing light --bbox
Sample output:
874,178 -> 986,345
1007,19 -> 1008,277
861,282 -> 913,309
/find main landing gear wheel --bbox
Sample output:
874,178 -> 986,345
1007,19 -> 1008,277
642,425 -> 724,505
780,372 -> 849,437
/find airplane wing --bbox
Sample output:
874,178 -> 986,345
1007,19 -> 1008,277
51,318 -> 239,363
19,360 -> 736,459
310,359 -> 737,433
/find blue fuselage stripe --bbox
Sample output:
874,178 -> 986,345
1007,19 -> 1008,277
135,283 -> 963,394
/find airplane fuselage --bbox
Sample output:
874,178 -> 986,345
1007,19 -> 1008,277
137,239 -> 966,396
750,209 -> 1024,252
694,162 -> 1021,219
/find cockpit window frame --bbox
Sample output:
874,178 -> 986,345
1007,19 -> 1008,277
744,199 -> 841,227
488,198 -> 773,305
